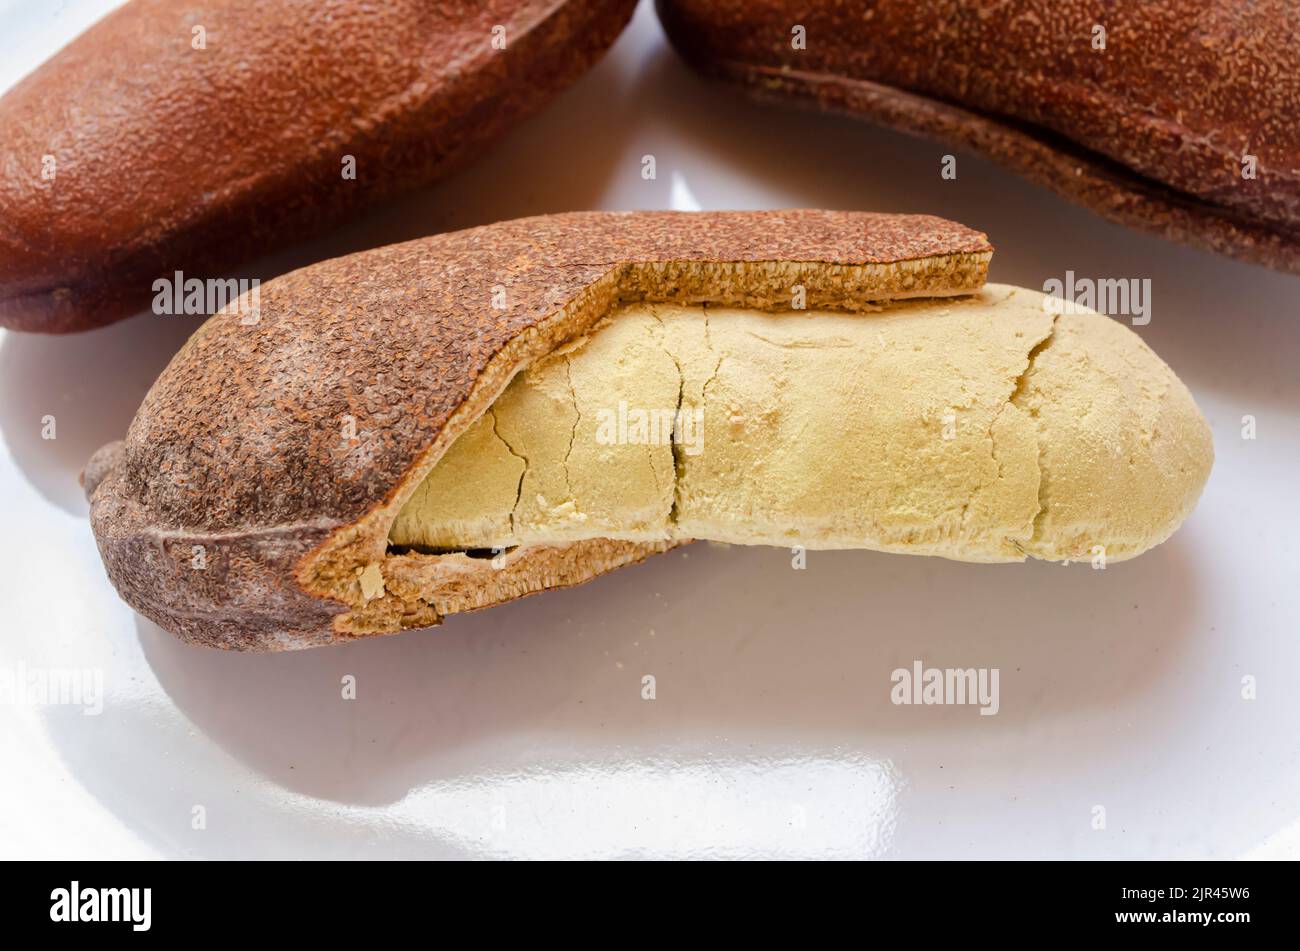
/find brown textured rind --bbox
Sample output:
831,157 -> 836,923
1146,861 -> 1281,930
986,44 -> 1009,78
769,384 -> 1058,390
0,0 -> 638,333
656,0 -> 1300,273
87,209 -> 992,651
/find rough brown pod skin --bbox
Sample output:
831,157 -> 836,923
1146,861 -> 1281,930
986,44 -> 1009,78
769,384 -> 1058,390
0,0 -> 638,333
85,210 -> 993,651
656,0 -> 1300,273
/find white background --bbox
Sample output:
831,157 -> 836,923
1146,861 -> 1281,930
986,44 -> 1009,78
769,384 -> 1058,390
1,0 -> 1297,859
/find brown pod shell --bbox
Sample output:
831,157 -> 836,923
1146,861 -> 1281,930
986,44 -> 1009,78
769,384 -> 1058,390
656,0 -> 1300,273
85,209 -> 993,651
0,0 -> 638,332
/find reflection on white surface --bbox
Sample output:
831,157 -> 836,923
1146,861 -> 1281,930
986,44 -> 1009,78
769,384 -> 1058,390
1,0 -> 1299,860
669,170 -> 702,212
1244,820 -> 1300,860
391,755 -> 899,860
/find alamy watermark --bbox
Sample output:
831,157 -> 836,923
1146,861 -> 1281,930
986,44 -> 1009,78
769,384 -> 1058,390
152,270 -> 261,323
595,401 -> 704,456
890,660 -> 1000,716
1,662 -> 103,715
50,882 -> 150,931
1042,271 -> 1150,326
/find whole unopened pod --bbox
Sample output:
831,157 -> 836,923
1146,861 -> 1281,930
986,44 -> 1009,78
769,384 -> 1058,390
83,211 -> 1213,651
0,0 -> 637,332
657,0 -> 1300,273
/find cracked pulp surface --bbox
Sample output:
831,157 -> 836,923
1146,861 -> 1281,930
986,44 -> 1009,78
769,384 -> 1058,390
390,284 -> 1211,563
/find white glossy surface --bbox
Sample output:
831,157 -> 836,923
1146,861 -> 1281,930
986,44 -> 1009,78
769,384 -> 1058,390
1,0 -> 1298,860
